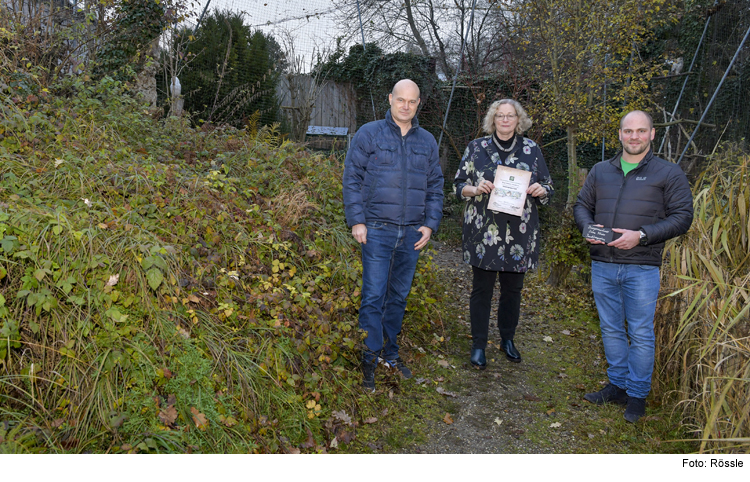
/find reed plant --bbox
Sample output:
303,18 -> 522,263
654,145 -> 750,453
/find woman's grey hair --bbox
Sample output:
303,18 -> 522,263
482,99 -> 533,135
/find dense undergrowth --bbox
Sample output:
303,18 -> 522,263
654,149 -> 750,453
0,75 -> 445,453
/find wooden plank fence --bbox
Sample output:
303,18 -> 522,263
277,75 -> 357,133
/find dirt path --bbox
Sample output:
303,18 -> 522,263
398,240 -> 673,454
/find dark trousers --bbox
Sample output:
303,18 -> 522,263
470,266 -> 525,350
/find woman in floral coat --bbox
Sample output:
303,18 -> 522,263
454,99 -> 553,369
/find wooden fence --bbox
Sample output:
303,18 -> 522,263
276,75 -> 357,133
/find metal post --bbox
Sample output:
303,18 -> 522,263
677,24 -> 750,165
658,4 -> 714,156
192,0 -> 212,36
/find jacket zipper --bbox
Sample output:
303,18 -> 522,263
400,135 -> 407,226
608,157 -> 648,262
398,123 -> 418,226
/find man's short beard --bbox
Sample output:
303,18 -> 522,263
623,142 -> 650,156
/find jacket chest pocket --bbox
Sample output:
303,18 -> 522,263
374,141 -> 399,166
410,145 -> 430,172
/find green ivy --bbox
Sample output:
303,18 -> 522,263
93,0 -> 168,80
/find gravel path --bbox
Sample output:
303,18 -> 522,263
399,240 -> 632,454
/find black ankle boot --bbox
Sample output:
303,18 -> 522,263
470,348 -> 487,369
500,339 -> 521,363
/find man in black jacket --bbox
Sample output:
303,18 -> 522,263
574,110 -> 693,422
343,79 -> 444,392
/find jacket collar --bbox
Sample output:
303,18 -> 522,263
609,147 -> 655,171
385,109 -> 419,134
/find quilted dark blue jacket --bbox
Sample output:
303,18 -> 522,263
343,111 -> 444,232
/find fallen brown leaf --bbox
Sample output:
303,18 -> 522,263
443,413 -> 454,424
336,429 -> 355,444
332,410 -> 352,425
363,417 -> 378,424
436,387 -> 458,398
190,407 -> 208,429
159,406 -> 178,426
299,428 -> 315,449
523,394 -> 541,402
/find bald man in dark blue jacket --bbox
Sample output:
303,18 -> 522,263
343,79 -> 444,392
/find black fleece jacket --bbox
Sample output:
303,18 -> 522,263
573,149 -> 694,266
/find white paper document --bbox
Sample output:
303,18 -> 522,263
487,166 -> 532,217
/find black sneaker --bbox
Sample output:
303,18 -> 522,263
384,357 -> 412,379
583,383 -> 628,406
361,354 -> 377,392
624,397 -> 646,423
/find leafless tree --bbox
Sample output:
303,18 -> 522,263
278,30 -> 332,142
332,0 -> 513,78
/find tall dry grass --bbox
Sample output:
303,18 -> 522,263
654,145 -> 750,453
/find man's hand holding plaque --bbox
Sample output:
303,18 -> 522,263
583,224 -> 622,244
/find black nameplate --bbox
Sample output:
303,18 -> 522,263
583,225 -> 620,243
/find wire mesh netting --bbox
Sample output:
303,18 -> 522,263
3,0 -> 748,175
656,0 -> 750,171
170,0 -> 748,178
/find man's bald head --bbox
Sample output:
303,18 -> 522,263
392,79 -> 420,99
620,110 -> 653,129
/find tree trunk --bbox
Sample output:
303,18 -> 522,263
546,263 -> 572,287
565,125 -> 579,209
403,0 -> 431,58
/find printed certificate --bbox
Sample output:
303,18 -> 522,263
487,166 -> 532,217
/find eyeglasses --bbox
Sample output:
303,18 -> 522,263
495,114 -> 517,120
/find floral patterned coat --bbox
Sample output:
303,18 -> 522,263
453,135 -> 554,272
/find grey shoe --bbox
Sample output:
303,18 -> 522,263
583,383 -> 628,405
384,357 -> 412,379
624,397 -> 646,423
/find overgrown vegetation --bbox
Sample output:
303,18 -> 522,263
3,0 -> 748,455
0,68 -> 450,452
654,147 -> 750,453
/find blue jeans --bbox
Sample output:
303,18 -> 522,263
591,261 -> 660,399
359,221 -> 423,360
